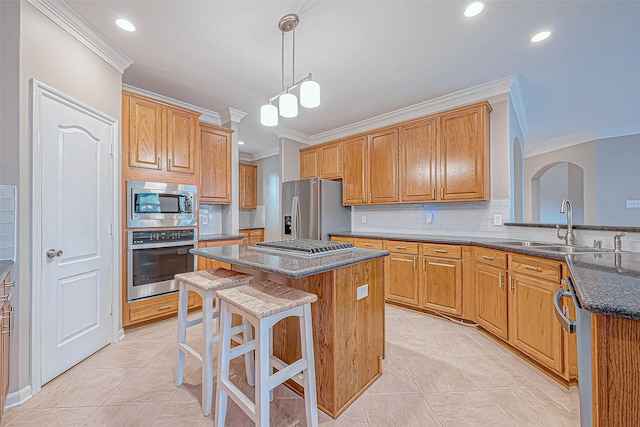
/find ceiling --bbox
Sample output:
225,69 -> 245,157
66,0 -> 640,156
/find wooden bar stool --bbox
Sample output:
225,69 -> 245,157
175,268 -> 254,416
214,281 -> 319,427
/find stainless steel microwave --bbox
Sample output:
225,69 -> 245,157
127,181 -> 197,228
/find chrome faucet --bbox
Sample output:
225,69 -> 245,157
556,198 -> 576,245
613,232 -> 626,252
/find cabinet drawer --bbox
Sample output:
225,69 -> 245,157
249,236 -> 262,244
331,236 -> 354,245
385,240 -> 419,254
422,243 -> 462,259
249,229 -> 263,237
129,293 -> 195,323
238,230 -> 250,237
475,247 -> 508,268
509,254 -> 562,282
353,238 -> 384,250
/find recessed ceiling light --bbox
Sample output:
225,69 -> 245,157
464,2 -> 485,18
238,141 -> 245,145
531,30 -> 551,43
115,18 -> 136,32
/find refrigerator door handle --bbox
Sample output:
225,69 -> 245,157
292,196 -> 300,240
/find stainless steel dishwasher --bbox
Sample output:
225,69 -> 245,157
554,276 -> 592,427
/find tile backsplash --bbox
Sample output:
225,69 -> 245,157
199,204 -> 223,236
239,205 -> 266,229
0,185 -> 17,260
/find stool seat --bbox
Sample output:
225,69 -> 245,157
216,281 -> 318,319
175,268 -> 252,291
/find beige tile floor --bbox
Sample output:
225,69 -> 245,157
4,305 -> 580,426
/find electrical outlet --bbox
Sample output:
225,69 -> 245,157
202,215 -> 208,225
493,214 -> 503,226
357,284 -> 369,300
425,212 -> 434,224
361,215 -> 367,224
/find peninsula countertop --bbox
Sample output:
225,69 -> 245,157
331,231 -> 640,321
191,244 -> 389,279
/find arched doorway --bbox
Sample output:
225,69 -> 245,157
531,162 -> 585,224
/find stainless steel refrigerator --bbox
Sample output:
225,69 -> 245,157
281,178 -> 351,240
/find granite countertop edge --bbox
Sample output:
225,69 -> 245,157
0,260 -> 14,281
331,231 -> 640,320
198,234 -> 245,242
191,247 -> 389,279
504,222 -> 640,233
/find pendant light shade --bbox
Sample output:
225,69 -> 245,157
300,80 -> 320,108
260,104 -> 278,126
279,93 -> 298,118
260,14 -> 320,126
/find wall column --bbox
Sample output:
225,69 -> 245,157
220,108 -> 247,234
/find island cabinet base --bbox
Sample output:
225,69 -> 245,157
231,258 -> 385,418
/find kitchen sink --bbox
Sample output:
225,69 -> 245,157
493,240 -> 553,247
534,245 -> 611,254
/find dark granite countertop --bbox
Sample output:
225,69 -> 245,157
331,231 -> 640,320
198,234 -> 245,242
567,253 -> 640,321
504,222 -> 640,233
0,260 -> 14,281
191,244 -> 389,279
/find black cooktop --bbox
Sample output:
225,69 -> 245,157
255,239 -> 353,254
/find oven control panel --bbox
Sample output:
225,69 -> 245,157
130,228 -> 196,245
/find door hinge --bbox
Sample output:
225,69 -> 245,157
109,223 -> 113,235
110,303 -> 114,315
109,143 -> 114,156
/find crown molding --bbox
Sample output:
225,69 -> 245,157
525,132 -> 596,158
596,125 -> 640,141
122,84 -> 221,124
509,75 -> 529,136
274,75 -> 518,145
220,107 -> 247,124
26,0 -> 133,73
273,127 -> 313,145
239,148 -> 280,162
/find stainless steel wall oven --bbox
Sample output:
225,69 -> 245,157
127,229 -> 197,301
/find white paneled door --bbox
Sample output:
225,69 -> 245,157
35,82 -> 115,384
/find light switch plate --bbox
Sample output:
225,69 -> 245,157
425,212 -> 434,224
357,284 -> 368,300
493,214 -> 503,226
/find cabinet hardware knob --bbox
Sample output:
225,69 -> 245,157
434,249 -> 448,253
499,272 -> 504,288
521,264 -> 541,272
441,187 -> 444,199
422,258 -> 426,270
481,255 -> 494,260
431,188 -> 435,199
158,305 -> 172,310
395,246 -> 407,250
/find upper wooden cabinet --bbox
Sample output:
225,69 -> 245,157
122,90 -> 201,184
299,141 -> 343,180
438,102 -> 491,201
400,118 -> 437,202
342,135 -> 368,205
369,128 -> 399,203
239,163 -> 257,210
200,123 -> 232,204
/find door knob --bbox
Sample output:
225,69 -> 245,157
46,249 -> 63,259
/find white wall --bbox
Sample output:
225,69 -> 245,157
254,155 -> 280,240
279,138 -> 307,183
508,99 -> 525,222
7,1 -> 123,395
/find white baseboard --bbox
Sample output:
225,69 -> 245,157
4,385 -> 32,410
117,327 -> 125,341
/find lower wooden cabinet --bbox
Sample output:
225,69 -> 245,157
238,229 -> 264,245
128,292 -> 197,324
508,273 -> 563,373
385,253 -> 419,305
475,263 -> 508,340
330,236 -> 353,245
421,256 -> 462,315
197,239 -> 243,270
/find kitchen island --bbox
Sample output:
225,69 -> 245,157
191,243 -> 389,418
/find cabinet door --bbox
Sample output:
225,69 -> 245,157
369,128 -> 399,203
127,96 -> 163,170
166,108 -> 198,174
475,264 -> 508,340
299,148 -> 319,179
319,142 -> 343,179
200,125 -> 231,203
438,103 -> 490,201
421,257 -> 462,315
342,136 -> 368,205
401,119 -> 437,202
508,274 -> 563,372
385,254 -> 419,306
239,164 -> 257,210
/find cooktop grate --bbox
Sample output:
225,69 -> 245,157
255,239 -> 353,254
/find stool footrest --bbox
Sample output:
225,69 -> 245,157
229,340 -> 256,360
269,358 -> 307,390
220,379 -> 256,422
185,318 -> 203,328
178,343 -> 203,363
270,355 -> 304,387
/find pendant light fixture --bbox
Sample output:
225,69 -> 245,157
260,14 -> 320,127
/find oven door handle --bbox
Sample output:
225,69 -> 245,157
128,240 -> 197,250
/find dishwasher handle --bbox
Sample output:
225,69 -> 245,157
554,287 -> 577,334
